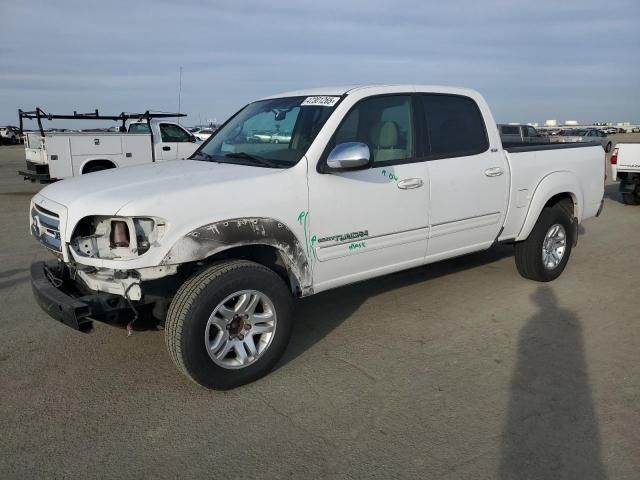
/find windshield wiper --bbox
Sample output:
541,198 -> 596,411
190,151 -> 218,162
224,152 -> 282,168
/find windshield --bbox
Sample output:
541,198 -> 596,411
194,96 -> 340,168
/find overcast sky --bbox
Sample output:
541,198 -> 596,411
1,0 -> 638,127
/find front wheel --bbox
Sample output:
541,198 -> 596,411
165,260 -> 294,389
514,201 -> 574,282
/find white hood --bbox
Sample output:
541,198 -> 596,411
38,160 -> 278,215
35,159 -> 309,254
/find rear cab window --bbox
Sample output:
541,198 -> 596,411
128,123 -> 151,134
420,94 -> 489,158
501,126 -> 519,135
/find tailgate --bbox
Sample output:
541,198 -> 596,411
616,144 -> 640,171
25,132 -> 47,164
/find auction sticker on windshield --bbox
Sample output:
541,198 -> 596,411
301,96 -> 340,107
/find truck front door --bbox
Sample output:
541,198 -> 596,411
419,93 -> 509,261
158,123 -> 196,160
308,94 -> 429,292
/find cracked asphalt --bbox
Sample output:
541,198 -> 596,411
1,141 -> 639,479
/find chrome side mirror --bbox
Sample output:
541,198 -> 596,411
326,142 -> 372,171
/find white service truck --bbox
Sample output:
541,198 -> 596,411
28,85 -> 605,389
610,143 -> 640,204
18,109 -> 202,182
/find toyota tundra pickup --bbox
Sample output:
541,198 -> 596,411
28,85 -> 605,389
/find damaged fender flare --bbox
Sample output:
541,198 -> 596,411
161,217 -> 312,296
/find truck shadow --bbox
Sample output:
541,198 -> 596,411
498,287 -> 606,479
279,243 -> 514,367
604,183 -> 622,203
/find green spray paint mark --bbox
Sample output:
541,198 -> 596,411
348,241 -> 367,251
380,169 -> 398,182
297,210 -> 310,258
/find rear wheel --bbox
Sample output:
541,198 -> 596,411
515,200 -> 574,282
622,191 -> 640,205
165,260 -> 294,390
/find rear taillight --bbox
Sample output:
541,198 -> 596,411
610,148 -> 618,165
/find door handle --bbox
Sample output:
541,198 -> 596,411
162,146 -> 171,151
397,178 -> 424,189
484,167 -> 504,177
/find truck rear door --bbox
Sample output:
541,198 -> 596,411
419,93 -> 509,261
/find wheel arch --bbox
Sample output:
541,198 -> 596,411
162,217 -> 313,296
516,171 -> 582,242
80,158 -> 118,174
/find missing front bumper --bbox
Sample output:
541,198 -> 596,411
30,261 -> 139,331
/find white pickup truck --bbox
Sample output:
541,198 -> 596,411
18,109 -> 202,182
28,85 -> 605,389
610,143 -> 640,204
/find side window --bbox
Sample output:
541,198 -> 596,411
527,126 -> 537,137
331,95 -> 414,163
160,123 -> 191,142
421,94 -> 489,158
128,123 -> 150,134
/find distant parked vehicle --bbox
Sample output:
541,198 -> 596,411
553,128 -> 612,152
0,126 -> 22,144
247,130 -> 273,143
632,127 -> 640,133
498,124 -> 549,146
271,131 -> 292,144
194,128 -> 217,141
610,143 -> 640,204
18,108 -> 202,182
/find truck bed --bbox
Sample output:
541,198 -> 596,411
500,142 -> 605,242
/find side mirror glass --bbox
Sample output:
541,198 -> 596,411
326,142 -> 372,171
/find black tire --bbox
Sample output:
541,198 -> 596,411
605,142 -> 612,153
165,260 -> 294,390
514,200 -> 574,282
621,192 -> 640,205
11,136 -> 18,145
83,163 -> 114,174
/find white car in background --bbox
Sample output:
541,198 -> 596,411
0,126 -> 22,144
193,128 -> 217,141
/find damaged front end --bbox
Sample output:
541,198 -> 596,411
30,261 -> 151,331
67,215 -> 177,301
162,217 -> 313,296
30,215 -> 179,331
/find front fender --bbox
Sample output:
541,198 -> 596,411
161,217 -> 312,294
516,171 -> 583,241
